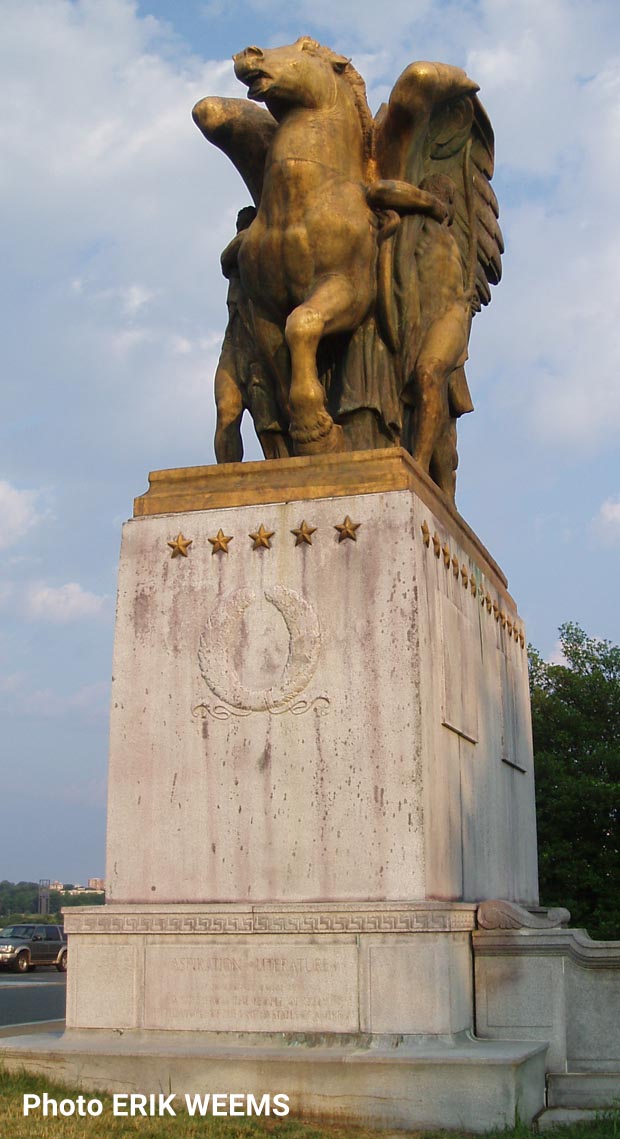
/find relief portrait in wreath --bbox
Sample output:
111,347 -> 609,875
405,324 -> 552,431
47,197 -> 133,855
193,36 -> 503,501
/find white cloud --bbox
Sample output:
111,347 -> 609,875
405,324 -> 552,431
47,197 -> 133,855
28,681 -> 110,723
26,582 -> 108,622
171,335 -> 193,355
547,640 -> 568,666
1,0 -> 243,470
0,670 -> 25,694
592,496 -> 620,544
0,670 -> 110,722
120,284 -> 155,317
0,482 -> 48,549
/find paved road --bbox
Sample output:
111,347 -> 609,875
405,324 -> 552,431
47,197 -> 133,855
0,970 -> 66,1029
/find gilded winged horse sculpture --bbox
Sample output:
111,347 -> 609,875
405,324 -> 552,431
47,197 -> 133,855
193,37 -> 502,500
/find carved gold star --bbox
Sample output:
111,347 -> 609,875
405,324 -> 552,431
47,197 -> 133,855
167,533 -> 192,558
249,524 -> 275,550
451,554 -> 459,578
291,520 -> 317,546
442,542 -> 451,568
421,520 -> 431,547
432,531 -> 442,558
460,564 -> 469,588
335,515 -> 361,542
208,528 -> 233,555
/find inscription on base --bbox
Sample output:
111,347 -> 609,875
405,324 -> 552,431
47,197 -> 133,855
143,944 -> 358,1032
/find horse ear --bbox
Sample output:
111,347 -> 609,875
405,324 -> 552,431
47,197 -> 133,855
331,53 -> 351,73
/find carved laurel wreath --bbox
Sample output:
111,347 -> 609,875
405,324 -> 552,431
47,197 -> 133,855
198,586 -> 321,713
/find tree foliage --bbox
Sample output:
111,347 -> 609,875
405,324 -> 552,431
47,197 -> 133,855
49,890 -> 104,910
0,881 -> 39,918
0,881 -> 104,924
529,622 -> 620,939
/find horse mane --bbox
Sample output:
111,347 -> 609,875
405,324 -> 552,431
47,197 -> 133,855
302,39 -> 375,172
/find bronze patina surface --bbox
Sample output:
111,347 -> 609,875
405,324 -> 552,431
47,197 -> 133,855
193,38 -> 502,500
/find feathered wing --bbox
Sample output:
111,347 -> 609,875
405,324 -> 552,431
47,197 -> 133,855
428,93 -> 503,312
372,62 -> 503,377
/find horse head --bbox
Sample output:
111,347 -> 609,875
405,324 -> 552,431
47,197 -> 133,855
233,37 -> 351,116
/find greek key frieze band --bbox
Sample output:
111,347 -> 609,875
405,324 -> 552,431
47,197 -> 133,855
64,907 -> 476,935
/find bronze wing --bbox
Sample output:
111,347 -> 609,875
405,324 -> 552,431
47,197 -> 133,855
426,91 -> 503,312
372,62 -> 503,374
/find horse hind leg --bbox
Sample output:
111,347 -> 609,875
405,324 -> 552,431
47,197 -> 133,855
284,279 -> 361,455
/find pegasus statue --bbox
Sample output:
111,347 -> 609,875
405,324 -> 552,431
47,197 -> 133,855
193,37 -> 503,500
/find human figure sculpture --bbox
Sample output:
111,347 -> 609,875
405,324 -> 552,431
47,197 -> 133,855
213,205 -> 291,462
403,173 -> 474,499
193,38 -> 502,500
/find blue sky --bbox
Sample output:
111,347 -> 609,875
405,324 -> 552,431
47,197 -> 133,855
1,0 -> 619,883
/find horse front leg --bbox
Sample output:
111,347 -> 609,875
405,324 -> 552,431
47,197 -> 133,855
285,277 -> 362,455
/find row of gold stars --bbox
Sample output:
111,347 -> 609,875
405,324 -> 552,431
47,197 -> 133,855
167,516 -> 361,558
420,519 -> 525,648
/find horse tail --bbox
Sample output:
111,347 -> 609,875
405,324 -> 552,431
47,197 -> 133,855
376,210 -> 401,354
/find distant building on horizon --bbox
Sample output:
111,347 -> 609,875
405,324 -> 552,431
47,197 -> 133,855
48,878 -> 105,894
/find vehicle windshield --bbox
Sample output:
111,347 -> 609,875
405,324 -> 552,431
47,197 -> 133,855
0,926 -> 36,938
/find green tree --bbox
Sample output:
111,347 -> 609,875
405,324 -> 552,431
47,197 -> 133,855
50,891 -> 104,911
529,622 -> 620,940
0,881 -> 39,918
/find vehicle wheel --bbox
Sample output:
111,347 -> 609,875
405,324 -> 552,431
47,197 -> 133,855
13,952 -> 29,974
56,950 -> 67,973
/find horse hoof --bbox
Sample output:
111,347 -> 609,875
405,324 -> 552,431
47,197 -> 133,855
294,423 -> 346,456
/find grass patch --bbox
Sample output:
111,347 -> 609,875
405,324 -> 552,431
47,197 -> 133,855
1,1065 -> 619,1138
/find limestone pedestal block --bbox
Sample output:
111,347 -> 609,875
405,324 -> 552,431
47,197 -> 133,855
65,902 -> 476,1035
55,451 -> 545,1129
105,449 -> 538,908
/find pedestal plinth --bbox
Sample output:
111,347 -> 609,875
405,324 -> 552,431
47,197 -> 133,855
59,449 -> 543,1128
106,448 -> 537,907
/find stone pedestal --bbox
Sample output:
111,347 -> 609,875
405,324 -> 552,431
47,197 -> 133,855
65,902 -> 475,1036
58,450 -> 544,1128
104,448 -> 538,909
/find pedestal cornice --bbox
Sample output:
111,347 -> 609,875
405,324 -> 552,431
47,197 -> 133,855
134,448 -> 510,595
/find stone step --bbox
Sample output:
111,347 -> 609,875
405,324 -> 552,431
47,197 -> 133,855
537,1107 -> 609,1131
0,1029 -> 547,1133
547,1071 -> 620,1109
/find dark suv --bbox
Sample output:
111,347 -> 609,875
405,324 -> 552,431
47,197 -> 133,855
0,924 -> 67,973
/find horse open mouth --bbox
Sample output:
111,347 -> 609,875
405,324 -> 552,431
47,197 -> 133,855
240,68 -> 272,100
